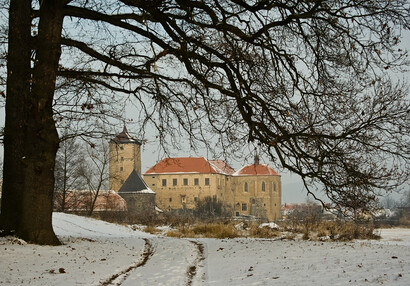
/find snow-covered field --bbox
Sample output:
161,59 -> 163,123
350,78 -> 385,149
1,213 -> 409,285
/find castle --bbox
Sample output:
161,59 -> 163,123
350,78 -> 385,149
109,127 -> 282,221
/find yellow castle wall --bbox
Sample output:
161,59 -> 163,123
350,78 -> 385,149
230,175 -> 281,221
109,142 -> 141,191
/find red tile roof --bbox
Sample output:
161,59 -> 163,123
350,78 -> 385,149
234,163 -> 279,176
209,160 -> 236,175
144,157 -> 232,174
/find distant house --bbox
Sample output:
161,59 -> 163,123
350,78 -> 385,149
144,156 -> 282,221
144,157 -> 234,213
53,190 -> 127,213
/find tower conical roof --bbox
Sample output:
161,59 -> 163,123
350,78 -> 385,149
118,169 -> 155,194
111,126 -> 141,144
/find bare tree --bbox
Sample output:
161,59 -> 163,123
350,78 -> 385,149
1,0 -> 409,244
77,140 -> 110,216
53,136 -> 84,212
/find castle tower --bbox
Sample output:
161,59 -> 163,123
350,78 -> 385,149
109,126 -> 142,191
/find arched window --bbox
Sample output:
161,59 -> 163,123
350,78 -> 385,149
244,182 -> 248,192
261,181 -> 266,192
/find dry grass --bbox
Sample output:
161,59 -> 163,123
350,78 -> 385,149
83,210 -> 382,241
314,220 -> 380,241
143,225 -> 161,235
249,224 -> 280,238
162,219 -> 380,240
166,223 -> 239,238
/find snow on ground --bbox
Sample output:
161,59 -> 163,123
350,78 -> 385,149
0,213 -> 409,286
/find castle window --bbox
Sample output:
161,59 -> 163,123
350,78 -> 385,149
173,178 -> 177,186
120,146 -> 124,150
262,181 -> 266,192
169,198 -> 172,202
181,195 -> 186,203
251,198 -> 255,204
242,203 -> 247,211
194,178 -> 199,185
183,178 -> 188,185
236,212 -> 240,216
120,167 -> 123,172
120,157 -> 124,161
205,178 -> 210,185
194,197 -> 198,202
162,179 -> 167,187
244,182 -> 248,192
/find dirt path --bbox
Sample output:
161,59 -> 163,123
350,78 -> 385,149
186,240 -> 206,286
99,238 -> 154,286
116,237 -> 206,286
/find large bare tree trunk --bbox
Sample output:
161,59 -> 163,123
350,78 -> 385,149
19,0 -> 65,245
1,0 -> 65,245
0,0 -> 31,235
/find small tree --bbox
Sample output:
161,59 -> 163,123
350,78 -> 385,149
288,203 -> 322,234
194,196 -> 228,221
53,137 -> 84,212
77,140 -> 110,216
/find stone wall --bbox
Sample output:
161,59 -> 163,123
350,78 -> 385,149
119,192 -> 156,214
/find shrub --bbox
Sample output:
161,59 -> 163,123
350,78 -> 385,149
313,220 -> 380,241
249,224 -> 280,238
143,225 -> 161,234
194,196 -> 230,221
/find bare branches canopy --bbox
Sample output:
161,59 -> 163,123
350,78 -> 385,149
57,0 -> 410,211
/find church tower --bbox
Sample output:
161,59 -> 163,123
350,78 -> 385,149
109,126 -> 142,191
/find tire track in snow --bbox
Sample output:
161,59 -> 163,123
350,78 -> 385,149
54,218 -> 111,236
54,216 -> 124,238
186,240 -> 206,286
99,238 -> 154,286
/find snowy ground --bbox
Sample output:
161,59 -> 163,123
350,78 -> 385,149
1,213 -> 409,286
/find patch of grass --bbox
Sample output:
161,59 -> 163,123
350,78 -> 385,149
136,215 -> 382,241
193,223 -> 239,238
143,225 -> 161,234
313,220 -> 380,241
249,225 -> 280,238
166,223 -> 239,238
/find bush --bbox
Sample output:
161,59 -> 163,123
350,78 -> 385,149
194,196 -> 230,221
249,223 -> 280,238
315,220 -> 380,241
